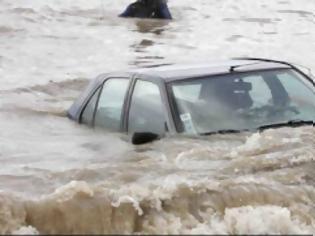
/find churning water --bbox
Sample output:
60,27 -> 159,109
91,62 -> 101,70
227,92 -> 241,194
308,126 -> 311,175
0,0 -> 315,234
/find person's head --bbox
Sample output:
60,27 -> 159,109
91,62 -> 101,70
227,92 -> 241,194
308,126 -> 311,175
137,0 -> 167,7
137,0 -> 150,3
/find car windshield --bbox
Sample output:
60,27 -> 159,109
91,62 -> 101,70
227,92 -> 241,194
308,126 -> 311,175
169,69 -> 315,134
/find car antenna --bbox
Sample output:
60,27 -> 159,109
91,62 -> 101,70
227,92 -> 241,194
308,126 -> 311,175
229,63 -> 258,73
229,65 -> 238,73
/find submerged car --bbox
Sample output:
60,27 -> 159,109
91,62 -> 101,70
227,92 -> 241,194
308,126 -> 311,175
68,58 -> 315,144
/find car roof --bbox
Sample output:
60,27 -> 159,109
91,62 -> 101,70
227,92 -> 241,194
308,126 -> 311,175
123,59 -> 291,82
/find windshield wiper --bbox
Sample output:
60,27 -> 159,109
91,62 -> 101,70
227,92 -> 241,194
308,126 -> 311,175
200,129 -> 249,136
200,120 -> 314,136
258,119 -> 314,131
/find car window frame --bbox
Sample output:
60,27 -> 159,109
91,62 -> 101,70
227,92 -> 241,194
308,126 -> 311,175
79,86 -> 102,126
79,75 -> 132,132
289,65 -> 315,87
125,74 -> 176,135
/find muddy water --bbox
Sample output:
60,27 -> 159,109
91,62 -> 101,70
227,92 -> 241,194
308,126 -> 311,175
0,0 -> 315,234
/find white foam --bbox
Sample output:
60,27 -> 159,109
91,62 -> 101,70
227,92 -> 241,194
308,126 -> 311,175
221,205 -> 314,234
143,205 -> 315,234
52,181 -> 94,202
112,195 -> 143,216
11,226 -> 39,235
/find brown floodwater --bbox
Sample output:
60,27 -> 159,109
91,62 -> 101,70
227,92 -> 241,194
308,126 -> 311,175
0,0 -> 314,234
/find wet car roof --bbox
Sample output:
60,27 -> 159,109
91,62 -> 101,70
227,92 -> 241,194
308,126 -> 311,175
126,59 -> 291,82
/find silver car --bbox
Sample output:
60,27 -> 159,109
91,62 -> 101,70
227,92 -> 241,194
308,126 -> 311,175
68,58 -> 315,144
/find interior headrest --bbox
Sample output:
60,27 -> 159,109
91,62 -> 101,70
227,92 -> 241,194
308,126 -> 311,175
230,80 -> 252,92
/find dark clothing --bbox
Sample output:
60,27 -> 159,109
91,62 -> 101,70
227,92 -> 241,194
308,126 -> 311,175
119,0 -> 172,20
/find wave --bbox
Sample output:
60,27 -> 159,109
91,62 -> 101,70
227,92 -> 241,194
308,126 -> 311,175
1,176 -> 315,234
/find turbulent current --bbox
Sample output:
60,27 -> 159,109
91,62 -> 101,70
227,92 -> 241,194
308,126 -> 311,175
0,0 -> 315,234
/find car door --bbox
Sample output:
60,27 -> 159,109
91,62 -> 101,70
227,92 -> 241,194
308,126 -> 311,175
127,78 -> 169,135
80,77 -> 130,132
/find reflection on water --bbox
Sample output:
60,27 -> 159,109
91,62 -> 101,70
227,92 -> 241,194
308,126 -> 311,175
134,19 -> 170,34
130,19 -> 170,66
0,0 -> 315,234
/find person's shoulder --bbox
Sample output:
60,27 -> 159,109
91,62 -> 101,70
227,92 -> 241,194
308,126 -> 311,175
119,2 -> 137,17
130,1 -> 142,8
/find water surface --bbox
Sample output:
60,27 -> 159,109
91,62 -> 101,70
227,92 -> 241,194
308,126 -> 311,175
0,0 -> 314,234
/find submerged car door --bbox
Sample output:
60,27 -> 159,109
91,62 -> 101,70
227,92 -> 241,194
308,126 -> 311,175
126,77 -> 170,135
80,76 -> 131,132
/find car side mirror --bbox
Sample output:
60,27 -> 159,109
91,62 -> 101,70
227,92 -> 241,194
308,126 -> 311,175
131,132 -> 160,145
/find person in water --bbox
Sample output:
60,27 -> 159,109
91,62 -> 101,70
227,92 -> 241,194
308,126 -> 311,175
119,0 -> 172,20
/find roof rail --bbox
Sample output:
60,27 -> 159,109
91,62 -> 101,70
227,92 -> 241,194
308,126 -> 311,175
232,57 -> 295,68
234,57 -> 314,82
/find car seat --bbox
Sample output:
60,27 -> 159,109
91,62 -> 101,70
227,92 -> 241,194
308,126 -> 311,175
201,78 -> 253,110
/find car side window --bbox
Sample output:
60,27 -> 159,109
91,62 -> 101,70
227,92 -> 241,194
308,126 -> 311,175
94,78 -> 129,131
81,87 -> 101,126
128,80 -> 166,135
